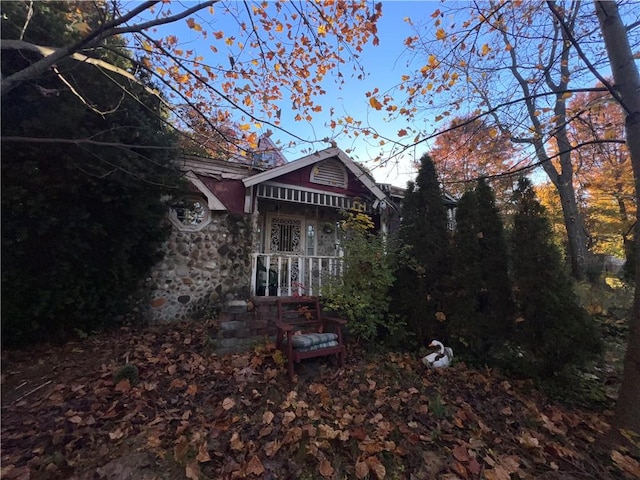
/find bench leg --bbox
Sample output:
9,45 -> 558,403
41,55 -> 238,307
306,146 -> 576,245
287,357 -> 295,380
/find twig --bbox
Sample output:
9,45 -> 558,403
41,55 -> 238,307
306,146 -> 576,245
13,380 -> 52,404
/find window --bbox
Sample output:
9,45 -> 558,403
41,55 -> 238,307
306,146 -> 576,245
169,196 -> 211,231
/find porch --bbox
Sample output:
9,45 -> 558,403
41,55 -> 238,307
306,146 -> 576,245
251,253 -> 344,297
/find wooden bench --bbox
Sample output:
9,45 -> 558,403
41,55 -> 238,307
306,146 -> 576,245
272,296 -> 346,379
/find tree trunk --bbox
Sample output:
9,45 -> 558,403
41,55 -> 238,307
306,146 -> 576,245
555,179 -> 589,280
595,0 -> 640,442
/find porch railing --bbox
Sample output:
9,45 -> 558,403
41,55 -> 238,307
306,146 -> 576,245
251,253 -> 344,297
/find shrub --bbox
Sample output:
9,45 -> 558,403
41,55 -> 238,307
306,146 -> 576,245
322,210 -> 401,343
507,178 -> 602,378
390,154 -> 451,348
449,179 -> 514,363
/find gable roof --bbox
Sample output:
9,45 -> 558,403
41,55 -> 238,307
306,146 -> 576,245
242,147 -> 388,205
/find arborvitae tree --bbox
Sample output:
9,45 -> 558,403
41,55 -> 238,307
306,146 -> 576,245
391,153 -> 451,347
1,2 -> 183,345
450,179 -> 513,362
509,178 -> 602,377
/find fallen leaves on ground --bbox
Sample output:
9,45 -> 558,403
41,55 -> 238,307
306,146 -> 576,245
1,320 -> 637,480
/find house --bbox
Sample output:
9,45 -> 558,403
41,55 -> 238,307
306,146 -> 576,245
144,138 -> 454,352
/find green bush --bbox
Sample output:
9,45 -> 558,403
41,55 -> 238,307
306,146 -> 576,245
448,180 -> 513,363
322,211 -> 402,343
507,178 -> 603,378
390,154 -> 451,348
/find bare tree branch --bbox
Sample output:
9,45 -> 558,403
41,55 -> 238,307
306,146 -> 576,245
0,1 -> 216,96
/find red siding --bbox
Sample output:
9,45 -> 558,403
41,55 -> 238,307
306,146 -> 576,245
198,176 -> 246,214
274,163 -> 370,197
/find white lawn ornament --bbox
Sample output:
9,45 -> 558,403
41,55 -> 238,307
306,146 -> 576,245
422,340 -> 453,368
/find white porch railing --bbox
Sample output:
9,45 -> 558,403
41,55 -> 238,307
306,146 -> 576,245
251,253 -> 344,297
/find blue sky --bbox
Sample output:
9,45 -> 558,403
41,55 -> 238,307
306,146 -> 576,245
145,1 -> 441,187
139,1 -> 637,188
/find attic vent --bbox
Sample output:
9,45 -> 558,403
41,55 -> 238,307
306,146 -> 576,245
310,159 -> 347,189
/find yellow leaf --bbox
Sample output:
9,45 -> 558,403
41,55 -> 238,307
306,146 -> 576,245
369,97 -> 383,110
317,24 -> 327,35
275,23 -> 283,32
489,128 -> 498,138
481,43 -> 491,55
239,124 -> 251,132
428,54 -> 437,66
436,28 -> 446,40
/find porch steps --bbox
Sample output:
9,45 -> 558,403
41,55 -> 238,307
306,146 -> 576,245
213,297 -> 280,355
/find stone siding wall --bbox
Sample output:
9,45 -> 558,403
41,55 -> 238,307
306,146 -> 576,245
145,212 -> 254,323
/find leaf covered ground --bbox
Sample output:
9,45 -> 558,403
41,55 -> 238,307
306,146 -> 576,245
2,319 -> 639,480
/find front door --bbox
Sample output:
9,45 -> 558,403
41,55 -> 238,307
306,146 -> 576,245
267,215 -> 304,292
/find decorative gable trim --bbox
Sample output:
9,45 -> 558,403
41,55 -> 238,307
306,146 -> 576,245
185,171 -> 227,211
242,147 -> 388,205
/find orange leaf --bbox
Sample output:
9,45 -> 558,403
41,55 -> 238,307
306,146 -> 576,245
355,459 -> 370,479
611,450 -> 640,477
366,456 -> 386,479
244,455 -> 265,476
481,43 -> 491,56
185,462 -> 200,480
264,440 -> 281,457
196,443 -> 211,462
319,459 -> 334,478
452,444 -> 470,462
229,432 -> 244,451
436,28 -> 446,40
170,378 -> 186,390
263,410 -> 274,424
186,18 -> 202,32
238,124 -> 251,132
397,129 -> 408,137
186,384 -> 198,396
115,379 -> 131,392
369,97 -> 383,110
